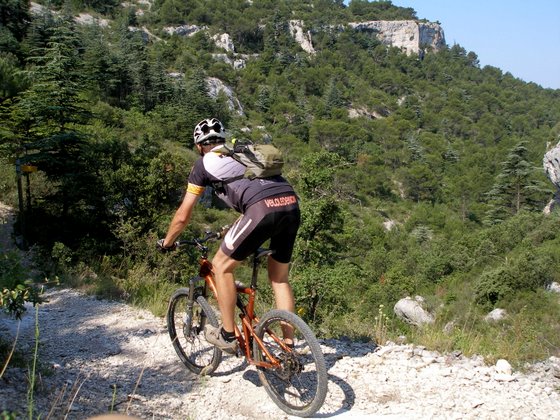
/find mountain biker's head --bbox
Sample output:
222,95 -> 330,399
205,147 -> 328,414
193,118 -> 226,155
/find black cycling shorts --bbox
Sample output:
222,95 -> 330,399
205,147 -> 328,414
220,194 -> 300,264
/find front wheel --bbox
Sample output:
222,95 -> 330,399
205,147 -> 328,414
167,287 -> 222,375
253,309 -> 328,417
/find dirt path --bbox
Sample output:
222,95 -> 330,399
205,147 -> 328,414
0,288 -> 362,419
1,288 -> 559,420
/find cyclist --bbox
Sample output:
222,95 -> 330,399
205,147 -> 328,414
158,118 -> 300,354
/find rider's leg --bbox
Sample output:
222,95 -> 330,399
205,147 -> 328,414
212,248 -> 241,334
268,256 -> 295,345
267,256 -> 294,312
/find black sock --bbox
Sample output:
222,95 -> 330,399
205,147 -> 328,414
221,328 -> 236,342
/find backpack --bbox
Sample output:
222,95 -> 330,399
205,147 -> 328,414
214,140 -> 284,179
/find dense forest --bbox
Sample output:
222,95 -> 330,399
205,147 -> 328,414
1,0 -> 560,365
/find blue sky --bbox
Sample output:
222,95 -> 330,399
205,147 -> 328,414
348,1 -> 560,90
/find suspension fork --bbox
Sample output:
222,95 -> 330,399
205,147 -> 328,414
184,276 -> 207,329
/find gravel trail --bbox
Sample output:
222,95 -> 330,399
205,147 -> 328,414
1,288 -> 559,419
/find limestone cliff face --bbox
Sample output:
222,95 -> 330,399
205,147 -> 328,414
348,20 -> 445,55
288,20 -> 446,56
289,20 -> 316,55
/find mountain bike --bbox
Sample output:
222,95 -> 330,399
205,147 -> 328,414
166,227 -> 328,417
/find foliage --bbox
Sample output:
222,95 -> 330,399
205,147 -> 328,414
484,141 -> 550,224
0,250 -> 43,318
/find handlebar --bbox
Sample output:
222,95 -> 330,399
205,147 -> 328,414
175,225 -> 230,250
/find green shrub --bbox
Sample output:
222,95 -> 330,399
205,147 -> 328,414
0,251 -> 42,318
474,247 -> 555,306
474,266 -> 514,306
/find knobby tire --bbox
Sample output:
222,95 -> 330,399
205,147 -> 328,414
167,287 -> 222,375
253,309 -> 328,417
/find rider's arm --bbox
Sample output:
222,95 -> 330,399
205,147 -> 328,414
162,186 -> 203,247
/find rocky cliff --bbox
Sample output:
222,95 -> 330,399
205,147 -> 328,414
348,20 -> 446,55
289,19 -> 446,56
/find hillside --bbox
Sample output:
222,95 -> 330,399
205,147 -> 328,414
1,0 -> 560,370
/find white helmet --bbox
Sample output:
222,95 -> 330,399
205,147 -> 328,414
193,118 -> 226,145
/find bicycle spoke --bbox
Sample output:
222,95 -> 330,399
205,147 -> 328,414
254,310 -> 327,417
167,289 -> 222,375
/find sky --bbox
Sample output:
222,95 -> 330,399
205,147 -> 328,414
353,1 -> 560,90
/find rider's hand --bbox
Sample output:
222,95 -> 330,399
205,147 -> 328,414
157,239 -> 176,253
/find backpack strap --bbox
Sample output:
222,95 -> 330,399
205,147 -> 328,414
210,175 -> 245,194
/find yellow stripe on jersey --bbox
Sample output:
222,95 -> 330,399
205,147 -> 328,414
187,183 -> 205,196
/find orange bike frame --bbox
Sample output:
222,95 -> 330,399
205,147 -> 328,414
198,257 -> 287,369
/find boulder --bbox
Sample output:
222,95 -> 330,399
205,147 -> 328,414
484,308 -> 507,322
547,282 -> 560,293
394,296 -> 434,326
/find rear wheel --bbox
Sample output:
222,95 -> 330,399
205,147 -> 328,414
253,309 -> 328,417
167,287 -> 222,375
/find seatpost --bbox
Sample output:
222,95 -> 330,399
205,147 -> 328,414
250,253 -> 260,289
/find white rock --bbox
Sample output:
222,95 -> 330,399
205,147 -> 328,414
206,77 -> 244,116
495,359 -> 513,375
547,281 -> 560,293
494,373 -> 515,382
288,20 -> 315,54
75,13 -> 110,27
485,308 -> 507,322
394,296 -> 434,326
543,141 -> 560,188
163,24 -> 206,37
212,33 -> 235,52
348,20 -> 445,55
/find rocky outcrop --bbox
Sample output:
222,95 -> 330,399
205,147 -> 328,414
543,141 -> 560,188
543,141 -> 560,214
211,53 -> 257,70
348,20 -> 445,55
348,105 -> 390,120
163,19 -> 445,59
289,20 -> 315,54
163,24 -> 206,37
75,13 -> 110,27
206,77 -> 244,116
212,33 -> 235,52
285,20 -> 445,57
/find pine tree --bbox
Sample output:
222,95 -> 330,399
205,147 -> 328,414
13,15 -> 92,219
484,141 -> 548,224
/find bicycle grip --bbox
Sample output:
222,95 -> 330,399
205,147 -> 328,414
157,238 -> 177,252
